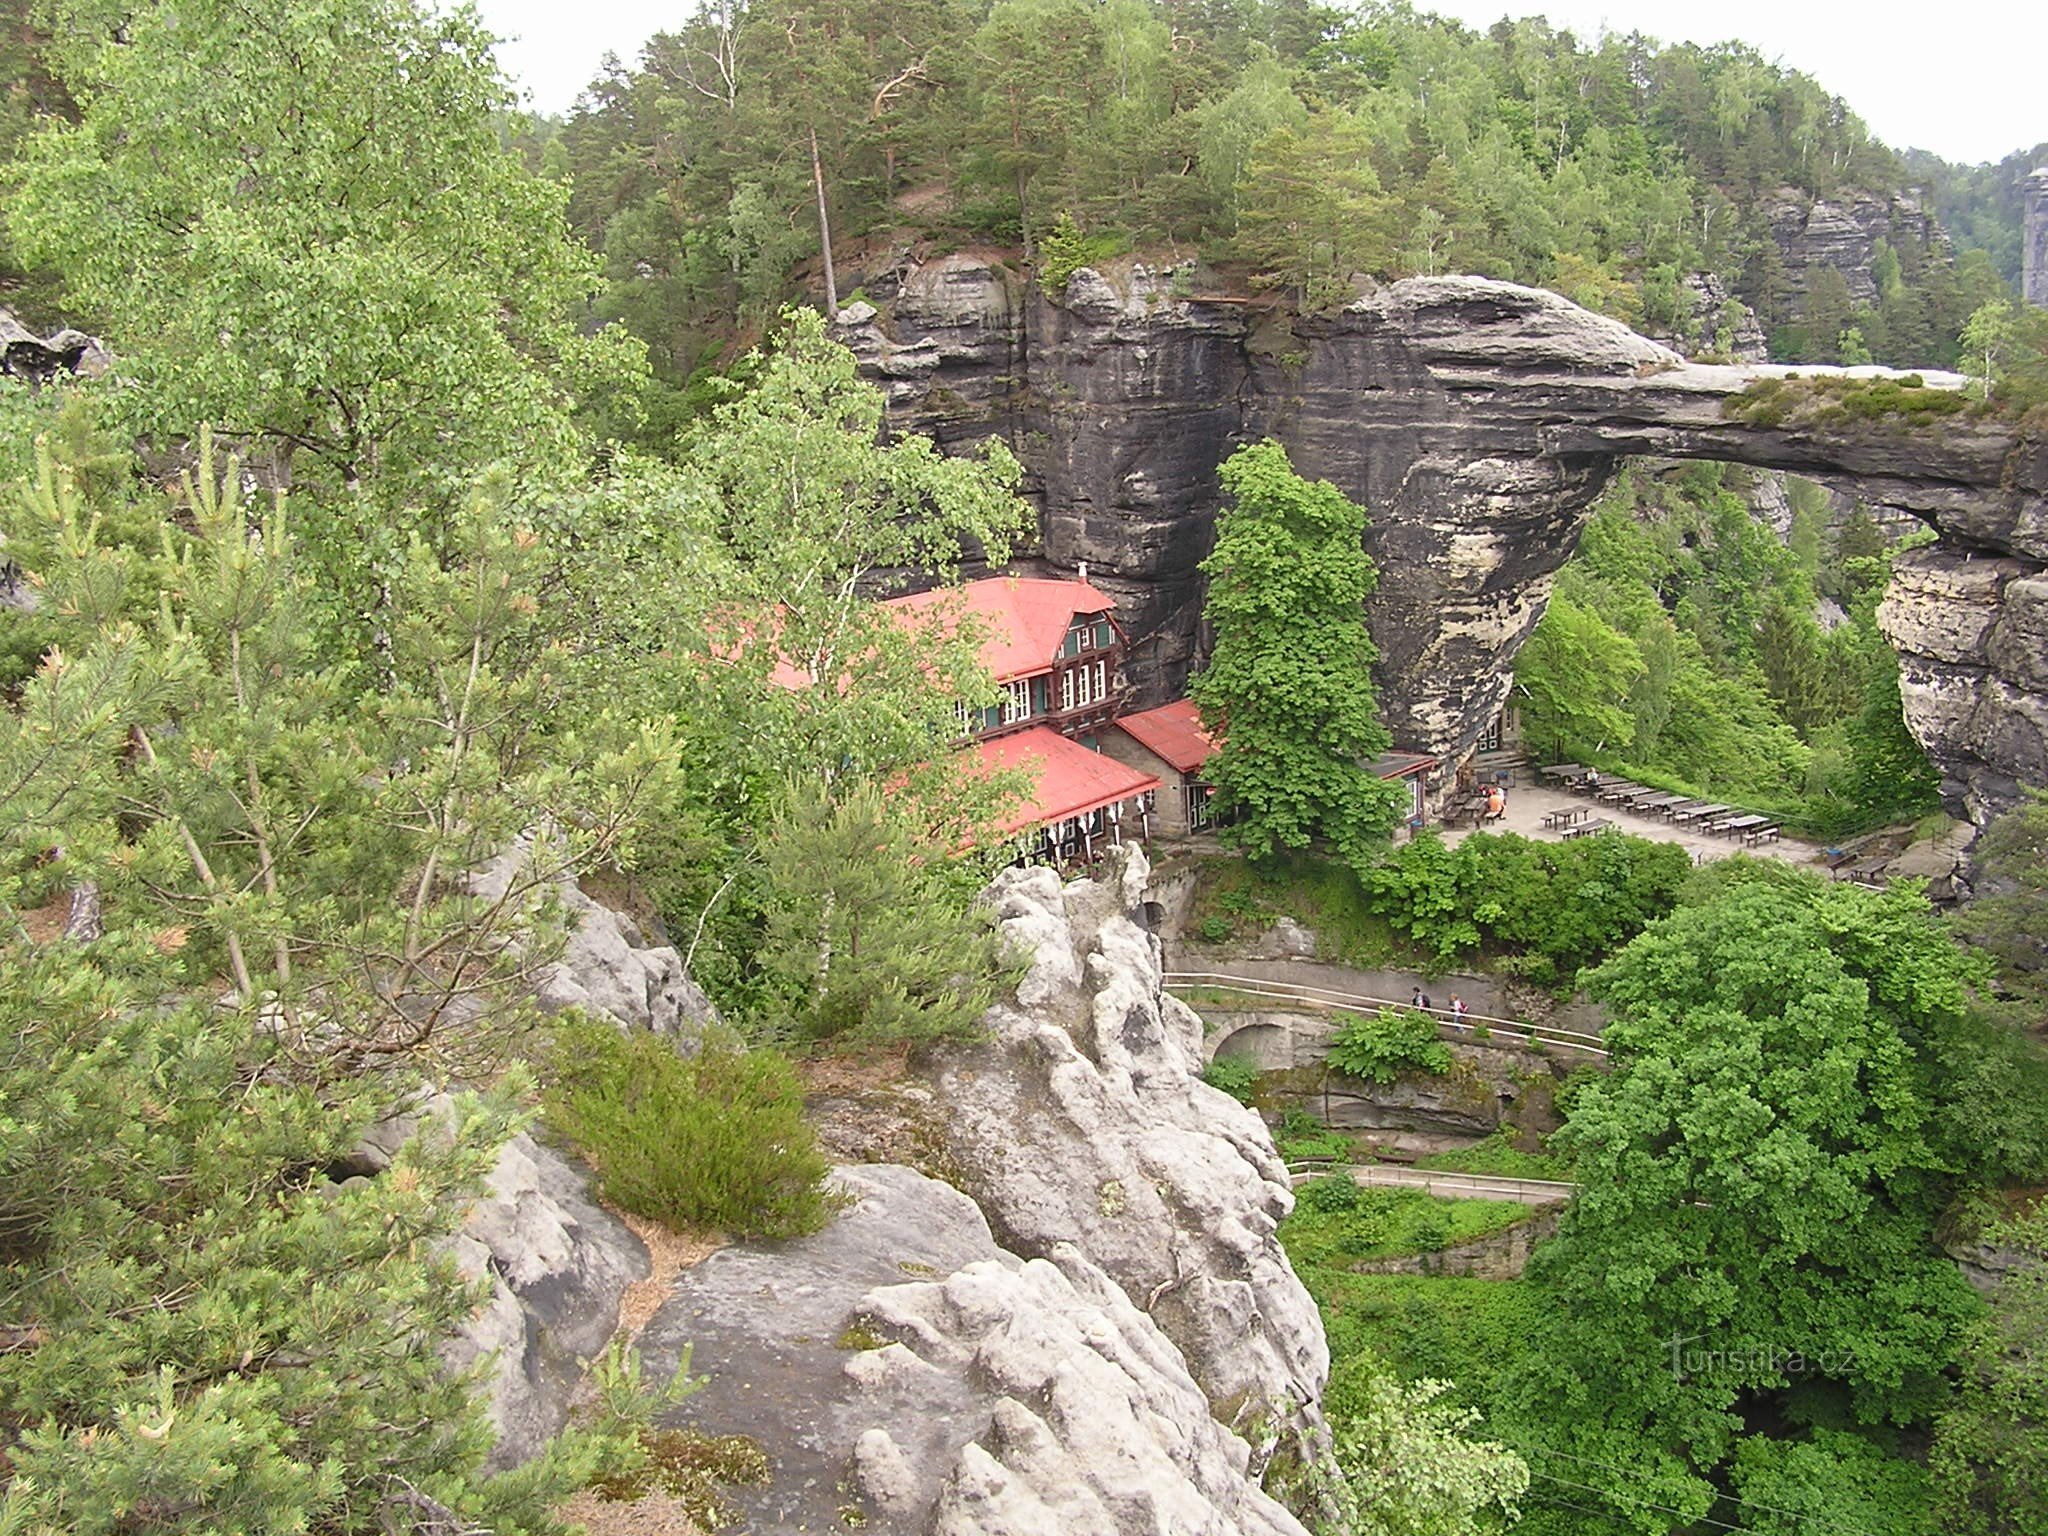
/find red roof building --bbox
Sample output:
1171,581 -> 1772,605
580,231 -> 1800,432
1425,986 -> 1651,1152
972,727 -> 1161,852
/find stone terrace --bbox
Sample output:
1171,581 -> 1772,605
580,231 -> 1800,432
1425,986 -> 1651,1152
1439,779 -> 1825,868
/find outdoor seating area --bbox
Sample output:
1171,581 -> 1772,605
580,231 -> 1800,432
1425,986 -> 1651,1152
1539,766 -> 1782,846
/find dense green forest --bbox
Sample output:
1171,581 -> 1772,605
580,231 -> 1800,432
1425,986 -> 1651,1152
1514,464 -> 1942,837
515,0 -> 2025,429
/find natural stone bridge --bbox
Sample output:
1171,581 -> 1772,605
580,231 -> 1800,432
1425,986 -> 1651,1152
842,269 -> 2047,828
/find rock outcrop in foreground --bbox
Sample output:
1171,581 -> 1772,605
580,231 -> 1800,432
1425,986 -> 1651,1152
931,851 -> 1328,1445
639,1163 -> 1310,1536
840,267 -> 2047,827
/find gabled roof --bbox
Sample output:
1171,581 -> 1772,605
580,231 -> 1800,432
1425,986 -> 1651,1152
885,577 -> 1119,683
973,726 -> 1160,836
1113,698 -> 1218,776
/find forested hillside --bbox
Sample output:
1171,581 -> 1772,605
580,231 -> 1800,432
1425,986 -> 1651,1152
525,0 -> 2023,429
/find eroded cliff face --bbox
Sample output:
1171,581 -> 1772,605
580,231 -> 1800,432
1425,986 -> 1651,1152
840,266 -> 2048,826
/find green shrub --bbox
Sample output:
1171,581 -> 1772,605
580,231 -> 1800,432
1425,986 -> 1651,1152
1277,1108 -> 1353,1162
1325,1009 -> 1454,1085
1298,1173 -> 1368,1215
1035,213 -> 1131,300
1198,914 -> 1236,943
1201,1053 -> 1260,1102
544,1017 -> 838,1239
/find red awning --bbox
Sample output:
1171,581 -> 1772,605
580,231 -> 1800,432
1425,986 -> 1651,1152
1112,698 -> 1217,776
973,726 -> 1161,836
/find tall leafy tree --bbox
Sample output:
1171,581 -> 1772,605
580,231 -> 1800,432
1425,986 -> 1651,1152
1192,439 -> 1405,862
9,0 -> 641,529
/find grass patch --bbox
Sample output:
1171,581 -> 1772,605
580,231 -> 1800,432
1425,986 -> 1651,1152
1183,851 -> 1412,967
1416,1129 -> 1574,1181
1281,1184 -> 1532,1268
1722,372 -> 1975,431
591,1426 -> 772,1527
543,1017 -> 841,1240
1307,1272 -> 1545,1421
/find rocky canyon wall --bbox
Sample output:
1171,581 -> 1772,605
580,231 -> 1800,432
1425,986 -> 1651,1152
840,266 -> 2047,828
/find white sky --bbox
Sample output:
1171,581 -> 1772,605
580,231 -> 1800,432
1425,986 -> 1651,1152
476,0 -> 2047,167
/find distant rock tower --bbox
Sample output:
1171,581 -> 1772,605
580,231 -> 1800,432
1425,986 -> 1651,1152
2026,166 -> 2048,308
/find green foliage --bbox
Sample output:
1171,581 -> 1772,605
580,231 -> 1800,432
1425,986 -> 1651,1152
543,1016 -> 836,1239
1416,1131 -> 1572,1182
1035,212 -> 1131,299
1930,1202 -> 2048,1535
1357,830 -> 1693,976
557,0 -> 1991,383
756,778 -> 1004,1045
1952,789 -> 2048,1003
1730,1428 -> 1936,1536
1200,1053 -> 1259,1103
1724,371 -> 1975,428
1275,1109 -> 1353,1162
1522,466 -> 1939,835
9,0 -> 642,595
1281,1187 -> 1530,1268
1192,440 -> 1405,862
1325,1009 -> 1453,1085
1316,1363 -> 1530,1536
1494,872 -> 2037,1528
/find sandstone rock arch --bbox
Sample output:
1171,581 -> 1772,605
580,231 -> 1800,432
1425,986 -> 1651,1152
846,269 -> 2046,828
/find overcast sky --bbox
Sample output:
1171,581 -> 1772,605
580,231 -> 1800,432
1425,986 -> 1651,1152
477,0 -> 2046,167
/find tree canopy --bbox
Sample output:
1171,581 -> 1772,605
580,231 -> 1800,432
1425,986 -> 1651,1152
1192,439 -> 1405,862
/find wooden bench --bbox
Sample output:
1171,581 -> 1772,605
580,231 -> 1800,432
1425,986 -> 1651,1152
1541,805 -> 1589,830
1560,817 -> 1614,840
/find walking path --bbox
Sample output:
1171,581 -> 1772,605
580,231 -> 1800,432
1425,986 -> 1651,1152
1165,969 -> 1610,1059
1288,1161 -> 1577,1207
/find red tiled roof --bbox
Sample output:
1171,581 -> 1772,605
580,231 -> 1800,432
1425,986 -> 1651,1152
1112,698 -> 1217,776
762,576 -> 1117,691
885,577 -> 1118,683
973,726 -> 1161,836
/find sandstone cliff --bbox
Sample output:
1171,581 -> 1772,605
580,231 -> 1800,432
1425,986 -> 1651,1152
838,267 -> 2047,827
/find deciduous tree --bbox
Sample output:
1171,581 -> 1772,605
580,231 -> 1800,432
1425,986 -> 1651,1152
1192,439 -> 1405,862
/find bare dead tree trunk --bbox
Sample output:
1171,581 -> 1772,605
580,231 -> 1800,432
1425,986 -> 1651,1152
809,124 -> 838,318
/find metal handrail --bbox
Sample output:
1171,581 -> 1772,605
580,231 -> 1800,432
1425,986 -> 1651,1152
1285,1159 -> 1579,1201
1164,969 -> 1610,1058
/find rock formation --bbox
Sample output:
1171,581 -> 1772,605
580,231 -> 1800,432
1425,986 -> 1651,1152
2026,167 -> 2048,310
0,308 -> 109,386
840,268 -> 2048,825
927,849 -> 1328,1446
1761,190 -> 1946,315
636,1163 -> 1311,1536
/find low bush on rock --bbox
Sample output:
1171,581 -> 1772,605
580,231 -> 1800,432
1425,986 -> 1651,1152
543,1018 -> 838,1239
1325,1008 -> 1453,1085
1200,1053 -> 1260,1103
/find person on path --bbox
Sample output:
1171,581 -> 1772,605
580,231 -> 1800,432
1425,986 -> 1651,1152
1450,995 -> 1468,1024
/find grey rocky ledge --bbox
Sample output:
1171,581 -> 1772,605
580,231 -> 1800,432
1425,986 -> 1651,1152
843,269 -> 2046,825
637,1162 -> 1311,1536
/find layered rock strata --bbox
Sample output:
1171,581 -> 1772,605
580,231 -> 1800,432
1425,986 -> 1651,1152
841,269 -> 2048,823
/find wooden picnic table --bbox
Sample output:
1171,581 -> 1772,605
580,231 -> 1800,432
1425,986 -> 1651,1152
1743,821 -> 1782,846
1630,792 -> 1688,814
1594,781 -> 1646,803
1715,813 -> 1772,839
1669,801 -> 1730,824
1561,817 -> 1615,839
1538,763 -> 1586,781
1541,805 -> 1590,830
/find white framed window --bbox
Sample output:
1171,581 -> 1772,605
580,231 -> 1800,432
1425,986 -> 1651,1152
1003,678 -> 1033,724
953,700 -> 973,735
1077,622 -> 1095,652
1060,669 -> 1075,712
1093,659 -> 1107,701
